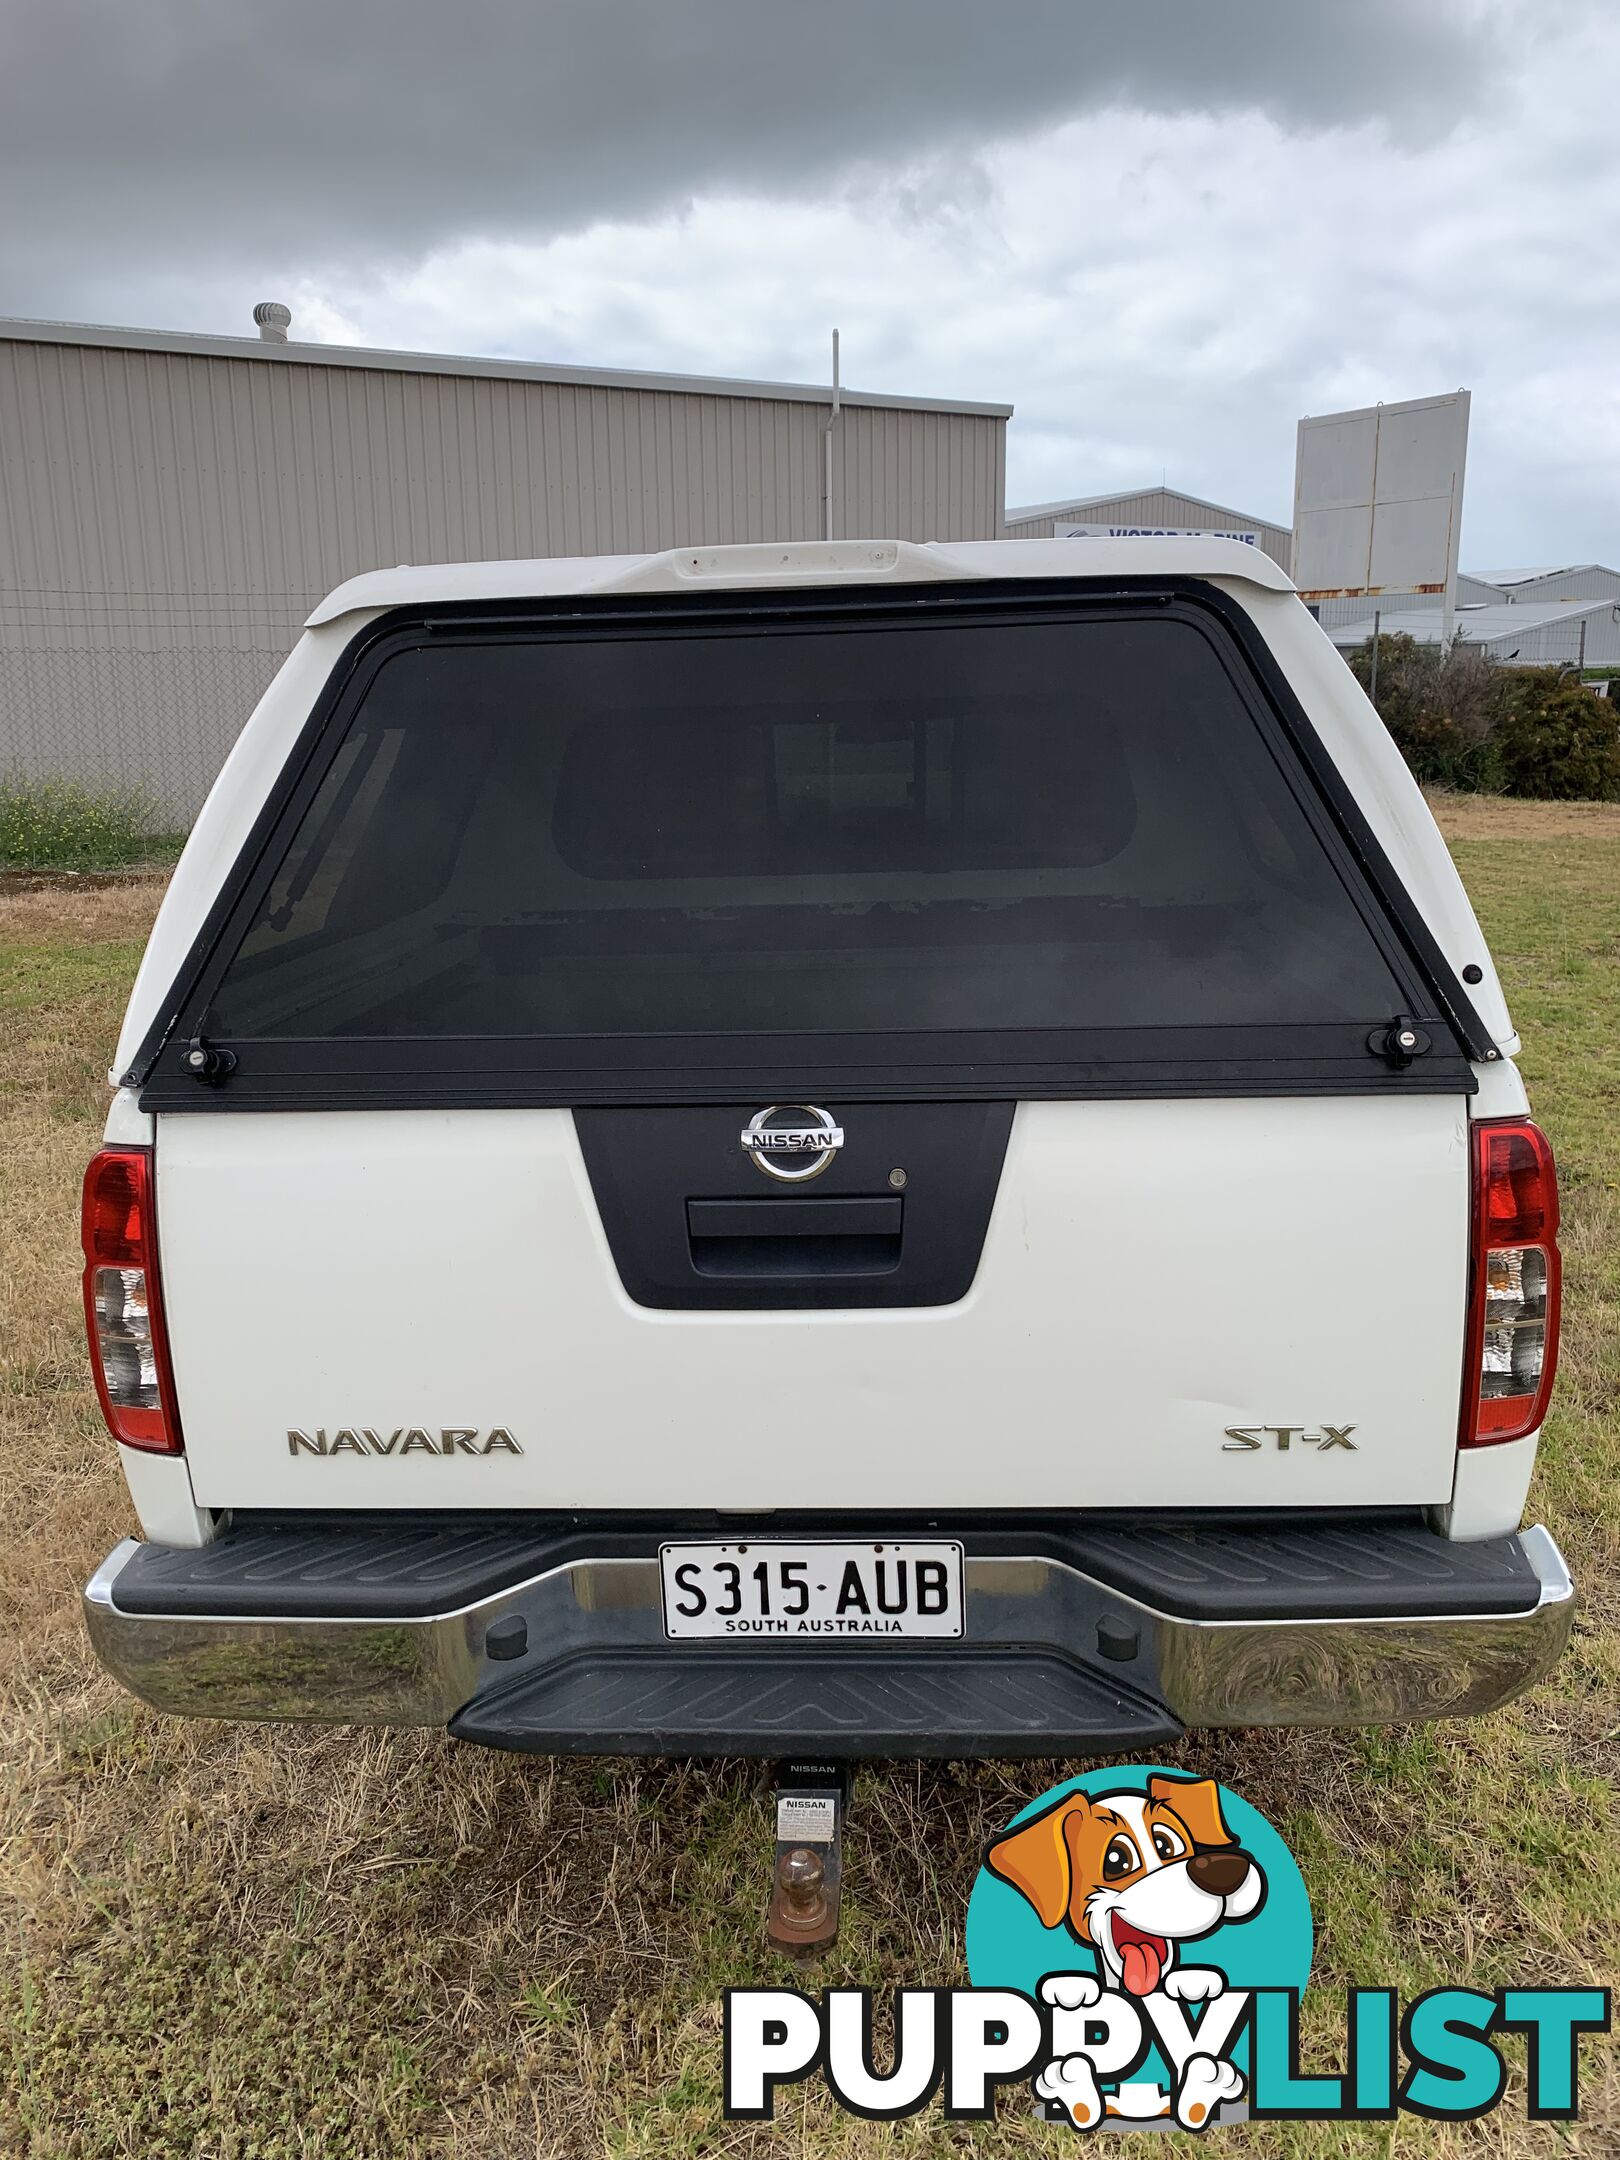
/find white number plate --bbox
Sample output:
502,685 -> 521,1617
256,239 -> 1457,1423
659,1540 -> 964,1641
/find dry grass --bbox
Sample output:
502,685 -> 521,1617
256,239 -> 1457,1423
1,828 -> 1617,2157
1423,788 -> 1620,843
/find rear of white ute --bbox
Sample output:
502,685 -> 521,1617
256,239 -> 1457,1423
81,537 -> 1572,1758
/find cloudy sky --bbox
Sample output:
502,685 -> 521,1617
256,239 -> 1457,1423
6,0 -> 1618,565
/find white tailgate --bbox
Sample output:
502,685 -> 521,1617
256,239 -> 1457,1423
158,1097 -> 1469,1512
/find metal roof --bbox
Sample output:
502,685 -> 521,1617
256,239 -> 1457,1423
305,533 -> 1295,627
1006,485 -> 1288,529
0,314 -> 1012,419
1467,567 -> 1574,587
1329,599 -> 1616,647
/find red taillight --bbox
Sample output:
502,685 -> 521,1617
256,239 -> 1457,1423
81,1146 -> 182,1454
1460,1118 -> 1560,1448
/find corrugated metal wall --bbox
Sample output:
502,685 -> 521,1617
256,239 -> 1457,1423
1310,574 -> 1572,633
0,335 -> 1006,819
1494,567 -> 1620,606
1477,610 -> 1620,669
1327,604 -> 1620,668
1311,591 -> 1447,633
1005,488 -> 1292,570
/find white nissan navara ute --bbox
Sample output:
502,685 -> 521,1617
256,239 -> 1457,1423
82,537 -> 1571,1759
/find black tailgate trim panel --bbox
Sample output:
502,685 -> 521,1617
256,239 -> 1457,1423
575,1100 -> 1012,1308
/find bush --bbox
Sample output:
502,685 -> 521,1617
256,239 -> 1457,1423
1491,670 -> 1620,801
0,775 -> 184,871
1346,636 -> 1620,799
1345,633 -> 1500,789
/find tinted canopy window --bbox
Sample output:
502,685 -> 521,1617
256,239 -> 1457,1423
210,611 -> 1414,1045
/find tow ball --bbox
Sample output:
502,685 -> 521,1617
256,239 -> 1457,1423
767,1759 -> 850,1955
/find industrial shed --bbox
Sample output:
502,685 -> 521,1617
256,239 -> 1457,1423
1329,598 -> 1620,670
1003,485 -> 1292,570
1310,573 -> 1507,634
0,316 -> 1010,818
1470,564 -> 1620,607
1315,567 -> 1620,635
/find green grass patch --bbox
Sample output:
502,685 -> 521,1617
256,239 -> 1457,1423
0,926 -> 155,1121
0,774 -> 185,872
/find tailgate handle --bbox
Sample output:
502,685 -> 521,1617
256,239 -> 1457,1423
685,1196 -> 903,1280
687,1198 -> 901,1240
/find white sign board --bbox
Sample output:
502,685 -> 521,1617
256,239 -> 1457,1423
1057,522 -> 1262,545
1291,391 -> 1470,630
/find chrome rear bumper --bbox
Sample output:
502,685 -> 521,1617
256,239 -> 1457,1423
83,1522 -> 1574,1753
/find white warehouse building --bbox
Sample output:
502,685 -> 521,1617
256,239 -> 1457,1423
0,314 -> 1010,819
1470,565 -> 1620,608
1004,486 -> 1292,570
1329,598 -> 1620,670
1309,575 -> 1507,635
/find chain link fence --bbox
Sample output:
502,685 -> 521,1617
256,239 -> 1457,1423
1448,613 -> 1617,671
0,643 -> 290,828
4,603 -> 1613,847
1319,595 -> 1620,674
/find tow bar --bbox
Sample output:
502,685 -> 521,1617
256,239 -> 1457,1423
767,1758 -> 850,1955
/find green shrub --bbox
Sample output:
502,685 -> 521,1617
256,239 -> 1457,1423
0,775 -> 185,871
1345,633 -> 1500,789
1491,670 -> 1620,800
1345,636 -> 1620,799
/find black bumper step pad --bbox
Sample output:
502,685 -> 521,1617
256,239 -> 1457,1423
110,1520 -> 578,1619
449,1647 -> 1182,1759
111,1514 -> 1542,1624
1059,1521 -> 1542,1621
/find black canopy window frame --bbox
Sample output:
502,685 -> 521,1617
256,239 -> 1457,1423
130,578 -> 1495,1113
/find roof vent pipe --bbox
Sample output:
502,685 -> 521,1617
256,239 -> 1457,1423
822,327 -> 840,541
253,301 -> 292,343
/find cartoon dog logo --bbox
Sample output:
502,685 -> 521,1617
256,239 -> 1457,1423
985,1773 -> 1267,2130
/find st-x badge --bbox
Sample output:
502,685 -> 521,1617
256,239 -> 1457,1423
1223,1425 -> 1358,1451
741,1105 -> 844,1183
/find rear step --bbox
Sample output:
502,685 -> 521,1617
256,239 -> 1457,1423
449,1647 -> 1180,1758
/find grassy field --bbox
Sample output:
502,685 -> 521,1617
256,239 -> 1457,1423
1,801 -> 1615,2157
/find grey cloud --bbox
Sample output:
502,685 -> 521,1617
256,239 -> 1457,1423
1,0 -> 1526,321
